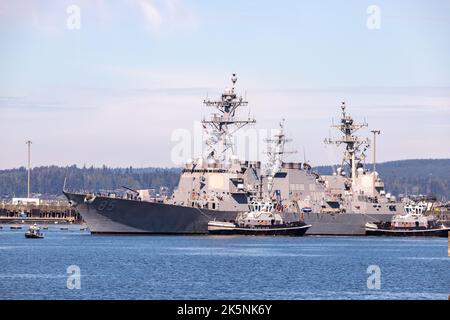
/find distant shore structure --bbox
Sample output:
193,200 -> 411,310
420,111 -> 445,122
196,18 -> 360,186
371,130 -> 381,188
0,199 -> 81,224
12,198 -> 40,206
21,140 -> 40,205
26,140 -> 32,198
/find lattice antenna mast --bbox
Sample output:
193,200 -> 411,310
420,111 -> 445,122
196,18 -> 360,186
324,102 -> 369,184
202,74 -> 255,162
264,119 -> 297,194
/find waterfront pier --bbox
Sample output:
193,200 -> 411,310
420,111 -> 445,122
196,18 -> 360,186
0,200 -> 81,224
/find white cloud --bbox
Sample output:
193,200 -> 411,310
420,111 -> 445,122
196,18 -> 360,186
134,0 -> 200,33
0,0 -> 199,35
136,0 -> 162,31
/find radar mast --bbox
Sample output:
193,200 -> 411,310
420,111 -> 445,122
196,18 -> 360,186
264,119 -> 296,194
325,102 -> 369,186
202,74 -> 255,163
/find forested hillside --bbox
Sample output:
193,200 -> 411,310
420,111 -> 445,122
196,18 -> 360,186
0,166 -> 181,198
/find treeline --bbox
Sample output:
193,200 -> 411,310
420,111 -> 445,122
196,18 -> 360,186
315,159 -> 450,200
0,159 -> 449,200
0,165 -> 181,198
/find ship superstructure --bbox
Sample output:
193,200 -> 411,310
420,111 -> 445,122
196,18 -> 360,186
260,121 -> 331,215
322,102 -> 399,215
168,74 -> 260,212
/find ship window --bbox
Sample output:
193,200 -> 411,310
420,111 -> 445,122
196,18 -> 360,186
232,193 -> 247,204
275,172 -> 287,178
212,203 -> 216,210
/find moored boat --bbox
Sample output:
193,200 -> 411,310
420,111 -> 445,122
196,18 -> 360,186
208,201 -> 311,236
365,204 -> 450,237
25,224 -> 44,239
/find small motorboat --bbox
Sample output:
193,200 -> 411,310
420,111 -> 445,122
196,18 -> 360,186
60,227 -> 69,231
365,204 -> 450,237
10,225 -> 23,230
25,224 -> 44,239
208,201 -> 311,236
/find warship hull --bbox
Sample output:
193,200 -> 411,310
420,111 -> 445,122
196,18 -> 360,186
302,212 -> 396,236
65,192 -> 395,236
64,192 -> 238,234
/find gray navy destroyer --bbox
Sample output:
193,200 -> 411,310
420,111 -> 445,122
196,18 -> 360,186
64,74 -> 402,235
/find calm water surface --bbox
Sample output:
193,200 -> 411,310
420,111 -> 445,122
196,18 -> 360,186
0,225 -> 449,299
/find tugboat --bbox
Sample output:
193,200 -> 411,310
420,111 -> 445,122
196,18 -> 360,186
208,201 -> 311,236
365,204 -> 450,237
25,224 -> 44,239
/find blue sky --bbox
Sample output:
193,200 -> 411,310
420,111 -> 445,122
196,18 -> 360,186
1,0 -> 449,168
